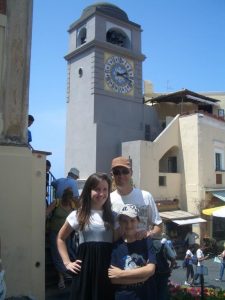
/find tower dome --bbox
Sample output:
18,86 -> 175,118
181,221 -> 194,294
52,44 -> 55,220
81,2 -> 129,22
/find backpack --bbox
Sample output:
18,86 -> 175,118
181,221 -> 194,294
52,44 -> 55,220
153,240 -> 170,277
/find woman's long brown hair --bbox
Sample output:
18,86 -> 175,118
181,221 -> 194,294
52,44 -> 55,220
77,173 -> 114,230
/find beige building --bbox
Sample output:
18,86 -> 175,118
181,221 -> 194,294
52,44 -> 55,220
122,82 -> 225,243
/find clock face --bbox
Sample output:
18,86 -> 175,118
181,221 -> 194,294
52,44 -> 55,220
104,55 -> 134,94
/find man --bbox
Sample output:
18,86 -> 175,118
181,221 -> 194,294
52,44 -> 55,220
184,230 -> 199,248
110,156 -> 162,238
153,237 -> 176,300
51,168 -> 79,203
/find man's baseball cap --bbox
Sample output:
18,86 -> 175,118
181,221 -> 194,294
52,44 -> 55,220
118,204 -> 139,218
111,156 -> 131,170
69,167 -> 79,177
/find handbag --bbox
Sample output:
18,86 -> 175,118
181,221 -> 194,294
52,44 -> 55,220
214,256 -> 222,263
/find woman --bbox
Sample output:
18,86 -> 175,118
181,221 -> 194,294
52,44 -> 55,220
46,187 -> 76,289
57,173 -> 115,300
108,204 -> 156,300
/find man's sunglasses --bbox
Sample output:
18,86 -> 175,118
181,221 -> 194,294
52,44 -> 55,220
112,168 -> 130,176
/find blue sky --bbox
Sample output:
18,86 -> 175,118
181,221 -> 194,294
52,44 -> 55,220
29,0 -> 225,178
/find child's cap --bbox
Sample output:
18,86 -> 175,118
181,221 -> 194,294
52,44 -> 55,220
118,204 -> 139,218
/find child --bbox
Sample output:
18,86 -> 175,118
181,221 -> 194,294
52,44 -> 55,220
108,204 -> 156,300
57,173 -> 115,300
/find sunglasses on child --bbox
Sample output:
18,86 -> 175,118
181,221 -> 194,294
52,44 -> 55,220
112,168 -> 130,176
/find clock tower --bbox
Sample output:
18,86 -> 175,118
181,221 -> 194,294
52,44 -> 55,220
65,3 -> 152,177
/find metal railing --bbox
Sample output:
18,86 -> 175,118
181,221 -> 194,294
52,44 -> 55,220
46,171 -> 56,205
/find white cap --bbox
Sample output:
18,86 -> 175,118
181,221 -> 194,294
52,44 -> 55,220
118,204 -> 139,218
161,238 -> 167,244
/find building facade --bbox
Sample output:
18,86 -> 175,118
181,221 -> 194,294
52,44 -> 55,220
123,90 -> 225,241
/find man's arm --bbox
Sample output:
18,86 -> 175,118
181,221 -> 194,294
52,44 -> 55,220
148,192 -> 162,237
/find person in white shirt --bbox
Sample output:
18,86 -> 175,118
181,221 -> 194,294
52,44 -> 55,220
184,249 -> 194,286
110,156 -> 162,239
184,231 -> 199,247
193,245 -> 209,285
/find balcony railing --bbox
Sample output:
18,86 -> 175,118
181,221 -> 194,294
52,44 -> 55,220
46,171 -> 56,205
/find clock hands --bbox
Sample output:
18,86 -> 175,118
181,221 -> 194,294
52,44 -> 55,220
116,71 -> 133,83
116,71 -> 127,77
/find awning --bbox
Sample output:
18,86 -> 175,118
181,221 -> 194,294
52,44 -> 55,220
211,191 -> 225,202
159,210 -> 206,226
202,205 -> 225,216
159,210 -> 196,220
173,217 -> 207,226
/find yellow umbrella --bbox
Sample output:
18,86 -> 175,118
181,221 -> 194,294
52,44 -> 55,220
202,205 -> 225,216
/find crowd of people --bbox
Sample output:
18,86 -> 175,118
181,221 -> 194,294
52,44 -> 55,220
45,155 -> 225,300
182,241 -> 225,287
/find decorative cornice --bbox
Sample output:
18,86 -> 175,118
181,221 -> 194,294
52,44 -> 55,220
65,40 -> 145,62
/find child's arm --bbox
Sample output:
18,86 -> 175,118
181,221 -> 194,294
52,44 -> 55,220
108,263 -> 155,285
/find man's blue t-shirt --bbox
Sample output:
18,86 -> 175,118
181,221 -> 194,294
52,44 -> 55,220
111,238 -> 157,300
